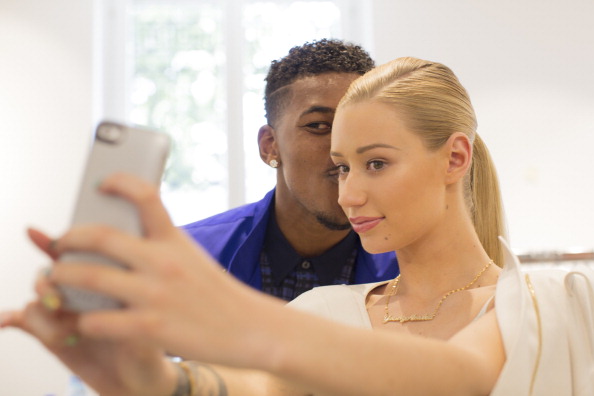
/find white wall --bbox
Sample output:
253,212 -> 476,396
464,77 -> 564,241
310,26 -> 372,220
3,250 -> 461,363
371,0 -> 594,253
0,0 -> 95,394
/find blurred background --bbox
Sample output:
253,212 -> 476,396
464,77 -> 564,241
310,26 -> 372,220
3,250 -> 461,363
1,0 -> 593,394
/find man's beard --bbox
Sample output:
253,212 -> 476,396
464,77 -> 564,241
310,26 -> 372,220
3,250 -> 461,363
314,212 -> 352,231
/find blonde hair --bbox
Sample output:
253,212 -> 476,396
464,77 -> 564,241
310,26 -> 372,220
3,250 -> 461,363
338,57 -> 506,266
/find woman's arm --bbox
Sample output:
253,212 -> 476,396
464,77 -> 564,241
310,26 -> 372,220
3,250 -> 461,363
4,173 -> 505,396
247,302 -> 505,396
2,228 -> 294,396
1,278 -> 305,396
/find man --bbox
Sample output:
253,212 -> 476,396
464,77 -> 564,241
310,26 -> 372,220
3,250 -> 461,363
183,39 -> 398,301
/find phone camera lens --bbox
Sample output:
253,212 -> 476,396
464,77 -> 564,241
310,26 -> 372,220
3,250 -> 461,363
98,124 -> 122,144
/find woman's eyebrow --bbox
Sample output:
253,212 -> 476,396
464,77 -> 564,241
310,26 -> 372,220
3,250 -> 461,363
331,143 -> 401,158
356,143 -> 400,154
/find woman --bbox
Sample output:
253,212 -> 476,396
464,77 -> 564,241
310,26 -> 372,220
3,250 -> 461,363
2,57 -> 590,395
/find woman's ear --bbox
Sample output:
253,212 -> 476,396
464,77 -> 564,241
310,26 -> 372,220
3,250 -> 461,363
258,125 -> 279,165
445,132 -> 472,184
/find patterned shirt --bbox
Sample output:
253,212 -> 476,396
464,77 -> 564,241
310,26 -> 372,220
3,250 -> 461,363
260,212 -> 357,301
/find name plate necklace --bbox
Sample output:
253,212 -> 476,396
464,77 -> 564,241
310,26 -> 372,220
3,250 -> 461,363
383,260 -> 493,324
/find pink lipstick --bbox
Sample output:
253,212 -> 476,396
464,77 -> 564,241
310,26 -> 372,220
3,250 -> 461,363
349,216 -> 383,233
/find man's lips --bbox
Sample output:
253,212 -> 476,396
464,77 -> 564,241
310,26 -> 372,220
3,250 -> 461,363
349,216 -> 383,233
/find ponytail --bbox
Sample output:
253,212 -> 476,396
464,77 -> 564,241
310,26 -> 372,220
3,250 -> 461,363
470,134 -> 506,267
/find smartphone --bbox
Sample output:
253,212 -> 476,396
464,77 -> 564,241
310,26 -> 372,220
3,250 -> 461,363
59,121 -> 170,312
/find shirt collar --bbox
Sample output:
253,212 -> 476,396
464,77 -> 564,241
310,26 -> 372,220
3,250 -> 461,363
263,210 -> 358,285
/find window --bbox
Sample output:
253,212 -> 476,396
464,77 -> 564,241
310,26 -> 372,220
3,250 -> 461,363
96,0 -> 372,225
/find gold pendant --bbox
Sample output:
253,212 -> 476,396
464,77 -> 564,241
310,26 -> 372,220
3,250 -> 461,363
383,313 -> 434,324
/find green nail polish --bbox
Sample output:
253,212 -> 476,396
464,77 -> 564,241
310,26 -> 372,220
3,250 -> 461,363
64,334 -> 80,347
48,240 -> 58,251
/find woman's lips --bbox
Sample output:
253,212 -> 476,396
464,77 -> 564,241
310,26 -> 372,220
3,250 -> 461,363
349,217 -> 383,233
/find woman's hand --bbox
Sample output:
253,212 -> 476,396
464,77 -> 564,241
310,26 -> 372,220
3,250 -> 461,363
2,173 -> 285,396
1,227 -> 179,396
1,301 -> 178,396
28,173 -> 284,369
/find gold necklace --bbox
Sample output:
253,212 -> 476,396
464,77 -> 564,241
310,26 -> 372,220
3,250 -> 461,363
383,260 -> 493,324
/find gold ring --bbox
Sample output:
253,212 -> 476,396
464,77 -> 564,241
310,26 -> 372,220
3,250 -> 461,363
41,293 -> 62,311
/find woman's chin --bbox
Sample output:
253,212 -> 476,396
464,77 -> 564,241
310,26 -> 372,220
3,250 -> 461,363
360,240 -> 394,255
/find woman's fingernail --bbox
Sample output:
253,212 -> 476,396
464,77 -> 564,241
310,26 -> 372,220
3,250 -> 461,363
42,267 -> 52,278
64,334 -> 80,347
48,239 -> 58,252
41,294 -> 62,311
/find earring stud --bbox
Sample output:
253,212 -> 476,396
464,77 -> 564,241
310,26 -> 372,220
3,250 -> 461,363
269,159 -> 279,168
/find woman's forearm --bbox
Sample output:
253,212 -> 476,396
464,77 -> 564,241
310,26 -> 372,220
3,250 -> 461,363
172,360 -> 310,396
161,286 -> 501,396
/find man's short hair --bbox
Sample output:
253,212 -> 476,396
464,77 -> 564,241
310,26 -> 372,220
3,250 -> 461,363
264,38 -> 375,125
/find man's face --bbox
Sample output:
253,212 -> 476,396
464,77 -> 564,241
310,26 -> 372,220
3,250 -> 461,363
271,72 -> 361,230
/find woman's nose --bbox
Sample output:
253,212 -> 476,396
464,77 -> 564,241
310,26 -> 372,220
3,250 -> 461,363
337,173 -> 366,209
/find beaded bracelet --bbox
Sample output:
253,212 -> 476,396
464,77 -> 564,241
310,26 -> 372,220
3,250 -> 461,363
171,361 -> 191,396
179,361 -> 197,396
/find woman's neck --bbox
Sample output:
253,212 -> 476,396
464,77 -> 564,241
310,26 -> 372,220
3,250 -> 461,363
393,220 -> 498,298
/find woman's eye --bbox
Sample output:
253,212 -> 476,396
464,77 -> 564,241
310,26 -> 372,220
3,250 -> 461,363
368,160 -> 385,171
336,164 -> 349,175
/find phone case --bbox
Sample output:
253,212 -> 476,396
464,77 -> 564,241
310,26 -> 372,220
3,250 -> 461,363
60,121 -> 170,312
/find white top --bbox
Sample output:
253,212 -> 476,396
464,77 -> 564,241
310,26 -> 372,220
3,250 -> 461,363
289,238 -> 594,395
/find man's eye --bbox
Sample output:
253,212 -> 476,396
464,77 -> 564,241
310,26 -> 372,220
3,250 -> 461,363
305,122 -> 331,134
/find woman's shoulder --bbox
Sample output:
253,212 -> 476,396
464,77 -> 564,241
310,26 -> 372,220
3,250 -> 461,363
287,281 -> 390,328
289,281 -> 389,306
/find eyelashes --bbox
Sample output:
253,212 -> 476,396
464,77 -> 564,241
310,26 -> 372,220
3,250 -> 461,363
334,160 -> 388,180
367,160 -> 387,171
303,122 -> 332,135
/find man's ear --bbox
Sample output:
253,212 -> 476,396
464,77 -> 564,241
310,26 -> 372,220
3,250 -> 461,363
258,124 -> 279,165
444,132 -> 472,184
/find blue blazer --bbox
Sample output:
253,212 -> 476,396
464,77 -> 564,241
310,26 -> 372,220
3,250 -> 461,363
182,189 -> 399,291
